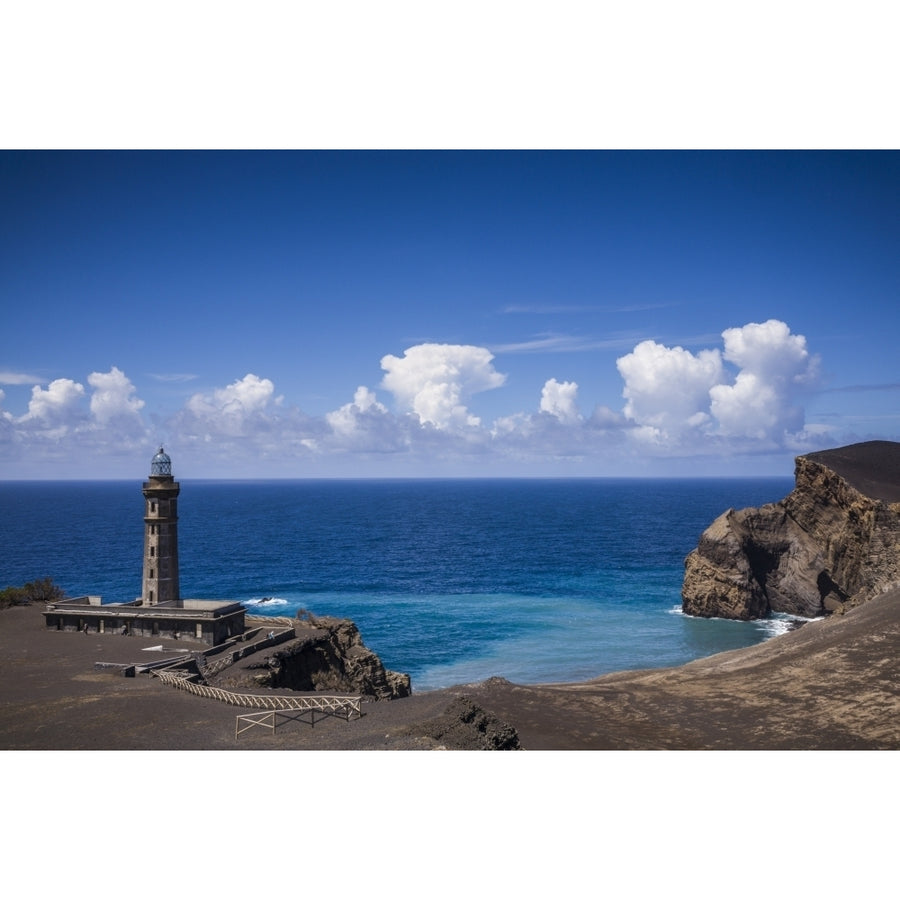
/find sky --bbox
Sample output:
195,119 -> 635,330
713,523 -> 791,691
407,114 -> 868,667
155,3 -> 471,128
1,149 -> 898,479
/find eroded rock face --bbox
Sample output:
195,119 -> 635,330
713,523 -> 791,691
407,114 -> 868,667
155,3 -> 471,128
682,442 -> 900,620
251,613 -> 411,699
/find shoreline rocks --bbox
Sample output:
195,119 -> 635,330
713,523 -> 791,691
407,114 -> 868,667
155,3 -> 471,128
682,440 -> 900,620
211,610 -> 412,700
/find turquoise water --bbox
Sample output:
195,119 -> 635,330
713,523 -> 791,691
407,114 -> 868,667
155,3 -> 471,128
0,478 -> 796,690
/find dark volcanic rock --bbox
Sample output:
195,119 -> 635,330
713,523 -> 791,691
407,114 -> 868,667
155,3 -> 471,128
398,696 -> 521,750
217,612 -> 411,699
682,441 -> 900,620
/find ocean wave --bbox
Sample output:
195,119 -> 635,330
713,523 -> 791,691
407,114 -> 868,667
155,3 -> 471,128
763,612 -> 824,637
243,596 -> 289,609
674,604 -> 824,637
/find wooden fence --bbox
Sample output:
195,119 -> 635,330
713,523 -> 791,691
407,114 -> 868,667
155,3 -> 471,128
154,669 -> 364,737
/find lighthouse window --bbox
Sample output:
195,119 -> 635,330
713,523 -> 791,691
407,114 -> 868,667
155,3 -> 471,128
150,546 -> 155,557
151,501 -> 157,513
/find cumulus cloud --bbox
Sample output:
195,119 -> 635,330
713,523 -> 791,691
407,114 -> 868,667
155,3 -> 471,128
709,320 -> 818,439
88,366 -> 145,424
721,319 -> 816,383
616,319 -> 820,448
488,377 -> 624,465
588,405 -> 626,430
21,378 -> 87,425
617,340 -> 723,438
540,378 -> 581,424
380,344 -> 507,429
1,321 -> 832,477
324,386 -> 406,452
167,373 -> 322,471
4,369 -> 150,469
326,386 -> 386,436
184,374 -> 278,435
17,368 -> 147,431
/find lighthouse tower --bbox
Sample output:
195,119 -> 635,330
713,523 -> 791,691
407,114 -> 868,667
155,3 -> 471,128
141,447 -> 180,606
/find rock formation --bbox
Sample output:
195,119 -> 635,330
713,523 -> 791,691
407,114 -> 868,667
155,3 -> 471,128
682,441 -> 900,620
396,695 -> 521,750
212,611 -> 412,699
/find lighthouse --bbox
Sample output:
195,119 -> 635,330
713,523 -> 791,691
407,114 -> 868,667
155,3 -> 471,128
141,446 -> 180,606
44,446 -> 246,642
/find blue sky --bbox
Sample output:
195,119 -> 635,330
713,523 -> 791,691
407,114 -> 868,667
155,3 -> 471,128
2,150 -> 898,479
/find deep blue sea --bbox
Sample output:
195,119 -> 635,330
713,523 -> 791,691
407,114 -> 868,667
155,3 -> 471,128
0,478 -> 798,690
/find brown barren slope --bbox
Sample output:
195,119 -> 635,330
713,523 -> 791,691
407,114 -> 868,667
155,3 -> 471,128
805,439 -> 900,503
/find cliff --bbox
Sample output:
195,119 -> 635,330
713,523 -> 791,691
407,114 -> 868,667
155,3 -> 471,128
210,611 -> 412,699
681,441 -> 900,620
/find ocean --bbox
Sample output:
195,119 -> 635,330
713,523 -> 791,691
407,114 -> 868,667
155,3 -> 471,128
0,477 -> 799,690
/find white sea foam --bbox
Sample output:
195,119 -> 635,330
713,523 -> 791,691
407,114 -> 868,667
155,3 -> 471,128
244,596 -> 289,608
674,604 -> 823,637
763,612 -> 824,637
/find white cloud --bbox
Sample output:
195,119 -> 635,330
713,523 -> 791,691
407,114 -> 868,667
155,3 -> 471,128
710,372 -> 779,439
88,366 -> 145,424
709,320 -> 818,439
488,378 -> 623,464
4,369 -> 149,469
721,319 -> 815,382
0,322 -> 836,477
490,333 -> 639,354
325,386 -> 403,451
21,377 -> 86,424
169,374 -> 318,470
0,371 -> 42,385
185,374 -> 278,435
616,340 -> 723,436
327,386 -> 385,436
380,344 -> 507,429
616,320 -> 821,449
148,372 -> 199,383
588,405 -> 626,430
540,378 -> 581,423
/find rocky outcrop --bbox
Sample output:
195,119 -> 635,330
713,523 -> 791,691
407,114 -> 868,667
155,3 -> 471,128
682,441 -> 900,620
397,696 -> 521,750
214,611 -> 411,699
